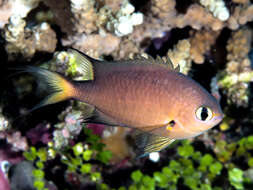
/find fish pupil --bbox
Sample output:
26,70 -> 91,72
201,107 -> 208,121
169,120 -> 175,127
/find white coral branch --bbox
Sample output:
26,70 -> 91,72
200,0 -> 230,21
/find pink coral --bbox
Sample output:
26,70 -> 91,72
0,131 -> 28,152
26,124 -> 52,145
0,0 -> 12,28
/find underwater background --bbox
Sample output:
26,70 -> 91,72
0,0 -> 253,189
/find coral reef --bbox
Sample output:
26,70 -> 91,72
105,0 -> 143,37
0,0 -> 39,28
189,30 -> 220,64
11,0 -> 39,18
63,33 -> 120,58
150,0 -> 223,30
53,107 -> 83,149
199,0 -> 229,21
218,28 -> 253,107
70,0 -> 98,34
3,16 -> 57,60
0,131 -> 28,152
167,39 -> 191,74
227,3 -> 253,30
68,0 -> 143,37
1,0 -> 253,189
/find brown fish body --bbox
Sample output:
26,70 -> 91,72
73,61 -> 221,139
75,63 -> 177,127
25,49 -> 223,155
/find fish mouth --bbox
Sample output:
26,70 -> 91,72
213,114 -> 224,125
213,112 -> 224,120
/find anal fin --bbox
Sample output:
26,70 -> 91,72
134,131 -> 175,158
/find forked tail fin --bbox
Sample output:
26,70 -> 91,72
24,66 -> 75,111
21,49 -> 95,112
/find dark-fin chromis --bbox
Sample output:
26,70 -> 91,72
134,131 -> 175,157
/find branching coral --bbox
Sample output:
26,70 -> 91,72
150,0 -> 223,30
63,33 -> 120,58
232,0 -> 249,3
189,30 -> 220,64
58,0 -> 253,62
174,4 -> 223,31
113,37 -> 141,59
218,28 -> 253,107
199,0 -> 230,21
53,107 -> 83,149
150,0 -> 176,20
129,0 -> 224,48
70,0 -> 98,34
3,16 -> 57,59
0,131 -> 28,152
61,0 -> 143,57
167,39 -> 191,74
102,0 -> 124,12
106,1 -> 144,37
33,23 -> 57,53
227,4 -> 253,30
3,16 -> 26,57
11,0 -> 39,18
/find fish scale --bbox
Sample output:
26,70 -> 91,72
82,69 -> 171,126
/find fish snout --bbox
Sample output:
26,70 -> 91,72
213,112 -> 224,124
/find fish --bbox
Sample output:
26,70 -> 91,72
23,49 -> 224,156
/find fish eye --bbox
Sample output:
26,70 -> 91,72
196,106 -> 213,121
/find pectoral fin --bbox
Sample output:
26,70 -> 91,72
134,131 -> 175,157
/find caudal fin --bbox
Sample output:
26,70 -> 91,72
24,66 -> 75,111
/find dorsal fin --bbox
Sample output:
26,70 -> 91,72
165,56 -> 174,70
174,65 -> 180,72
146,55 -> 156,64
155,56 -> 164,65
132,54 -> 180,72
67,49 -> 94,80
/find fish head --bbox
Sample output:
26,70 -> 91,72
166,82 -> 224,139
